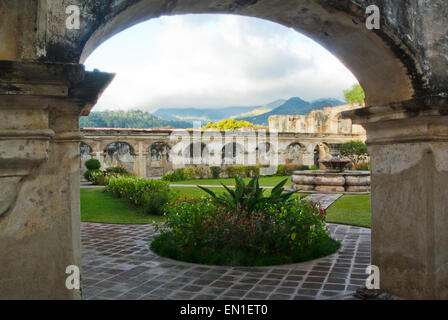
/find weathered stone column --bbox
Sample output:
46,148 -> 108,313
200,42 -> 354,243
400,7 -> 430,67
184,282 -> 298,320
343,98 -> 448,299
134,141 -> 147,178
0,61 -> 113,299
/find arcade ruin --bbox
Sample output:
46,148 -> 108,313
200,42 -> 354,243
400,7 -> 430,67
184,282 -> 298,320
1,0 -> 447,299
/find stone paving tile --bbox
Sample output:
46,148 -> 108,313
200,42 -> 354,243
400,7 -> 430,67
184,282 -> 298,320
81,221 -> 370,300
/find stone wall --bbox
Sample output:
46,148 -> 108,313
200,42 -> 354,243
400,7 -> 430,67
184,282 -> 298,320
269,104 -> 367,136
80,123 -> 366,178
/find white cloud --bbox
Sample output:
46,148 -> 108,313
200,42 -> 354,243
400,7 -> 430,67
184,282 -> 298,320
85,14 -> 358,112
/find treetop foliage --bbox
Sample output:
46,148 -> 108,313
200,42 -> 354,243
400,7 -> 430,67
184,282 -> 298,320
203,119 -> 258,131
340,141 -> 368,157
79,110 -> 191,129
343,84 -> 366,104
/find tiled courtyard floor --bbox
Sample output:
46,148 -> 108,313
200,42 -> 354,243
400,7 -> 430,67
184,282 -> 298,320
81,222 -> 371,300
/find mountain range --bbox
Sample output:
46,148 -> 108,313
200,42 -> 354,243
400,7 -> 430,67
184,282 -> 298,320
80,97 -> 346,129
154,97 -> 345,126
153,99 -> 286,124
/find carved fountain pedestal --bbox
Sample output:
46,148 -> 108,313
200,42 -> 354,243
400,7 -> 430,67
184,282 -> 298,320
291,158 -> 370,193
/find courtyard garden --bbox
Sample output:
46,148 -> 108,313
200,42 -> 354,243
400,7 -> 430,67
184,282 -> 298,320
80,159 -> 370,267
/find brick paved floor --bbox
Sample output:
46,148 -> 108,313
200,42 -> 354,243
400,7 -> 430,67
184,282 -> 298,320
81,223 -> 370,300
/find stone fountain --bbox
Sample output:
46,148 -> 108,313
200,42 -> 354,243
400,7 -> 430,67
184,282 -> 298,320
291,158 -> 370,193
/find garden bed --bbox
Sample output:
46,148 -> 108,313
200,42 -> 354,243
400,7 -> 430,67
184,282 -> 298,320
150,176 -> 341,267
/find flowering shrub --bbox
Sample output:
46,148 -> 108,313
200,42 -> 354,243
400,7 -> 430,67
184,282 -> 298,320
84,169 -> 102,182
151,177 -> 340,266
162,167 -> 209,182
106,175 -> 172,215
105,166 -> 129,176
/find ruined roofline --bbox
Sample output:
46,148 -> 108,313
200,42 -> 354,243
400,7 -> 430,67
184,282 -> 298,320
267,103 -> 365,121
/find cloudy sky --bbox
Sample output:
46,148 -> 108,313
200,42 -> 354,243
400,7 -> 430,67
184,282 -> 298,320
85,14 -> 358,112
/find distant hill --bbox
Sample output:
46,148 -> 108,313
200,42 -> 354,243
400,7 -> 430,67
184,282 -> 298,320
153,99 -> 286,124
81,98 -> 345,129
79,110 -> 191,129
238,98 -> 345,125
153,106 -> 259,123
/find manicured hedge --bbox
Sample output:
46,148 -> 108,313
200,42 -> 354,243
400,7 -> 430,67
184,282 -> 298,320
106,175 -> 171,216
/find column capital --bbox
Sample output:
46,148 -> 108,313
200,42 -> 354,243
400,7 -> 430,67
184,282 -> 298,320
0,60 -> 115,115
0,61 -> 114,217
342,97 -> 448,145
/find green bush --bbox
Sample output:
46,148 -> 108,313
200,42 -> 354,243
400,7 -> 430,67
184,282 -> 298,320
105,166 -> 129,176
106,175 -> 171,216
162,167 -> 211,181
91,171 -> 106,185
152,177 -> 340,266
210,166 -> 221,179
162,168 -> 186,182
224,165 -> 261,178
199,176 -> 296,215
162,172 -> 181,182
85,159 -> 101,170
340,140 -> 369,168
310,165 -> 320,170
276,165 -> 310,176
84,169 -> 102,182
355,164 -> 371,171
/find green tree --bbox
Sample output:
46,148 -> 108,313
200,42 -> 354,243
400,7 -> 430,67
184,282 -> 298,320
79,110 -> 191,129
340,141 -> 369,168
344,84 -> 365,104
204,119 -> 256,131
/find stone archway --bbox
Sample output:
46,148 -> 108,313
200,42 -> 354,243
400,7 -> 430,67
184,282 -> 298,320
1,0 -> 448,299
222,142 -> 245,165
103,142 -> 136,173
286,143 -> 306,165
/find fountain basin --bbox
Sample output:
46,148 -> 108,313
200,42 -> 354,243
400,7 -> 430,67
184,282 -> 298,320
318,158 -> 352,172
291,170 -> 370,194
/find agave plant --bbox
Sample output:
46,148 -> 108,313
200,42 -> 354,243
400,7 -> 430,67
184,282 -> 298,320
198,176 -> 297,215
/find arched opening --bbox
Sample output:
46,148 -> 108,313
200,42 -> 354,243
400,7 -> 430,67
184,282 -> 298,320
103,142 -> 136,172
73,9 -> 382,301
149,142 -> 171,162
286,142 -> 306,165
2,0 -> 447,301
77,2 -> 417,107
184,142 -> 208,165
222,142 -> 245,165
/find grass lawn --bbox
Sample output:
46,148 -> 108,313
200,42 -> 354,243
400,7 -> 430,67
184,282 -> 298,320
81,187 -> 371,228
173,176 -> 292,187
326,195 -> 371,228
81,188 -> 165,224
